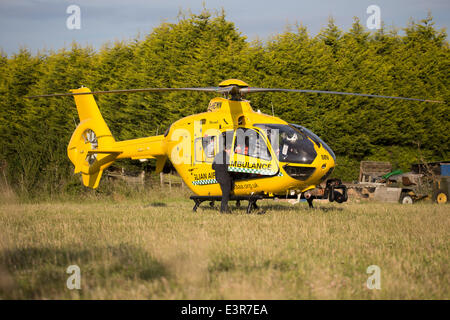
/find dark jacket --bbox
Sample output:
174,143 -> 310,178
212,150 -> 230,181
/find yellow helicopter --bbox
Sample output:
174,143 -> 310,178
29,79 -> 443,212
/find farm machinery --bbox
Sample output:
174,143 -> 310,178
348,161 -> 450,204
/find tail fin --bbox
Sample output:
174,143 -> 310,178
67,87 -> 120,188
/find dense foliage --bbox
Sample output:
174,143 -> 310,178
0,10 -> 448,196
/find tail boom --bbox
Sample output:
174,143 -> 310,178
68,87 -> 167,188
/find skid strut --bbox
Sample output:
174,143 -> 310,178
190,195 -> 263,213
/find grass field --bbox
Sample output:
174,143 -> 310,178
0,187 -> 448,299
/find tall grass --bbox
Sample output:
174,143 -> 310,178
0,187 -> 448,299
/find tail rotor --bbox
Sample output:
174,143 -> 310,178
82,129 -> 98,166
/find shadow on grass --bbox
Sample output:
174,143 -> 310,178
264,203 -> 344,212
194,201 -> 344,214
314,207 -> 344,212
208,255 -> 296,273
0,244 -> 168,299
144,202 -> 167,208
196,205 -> 257,214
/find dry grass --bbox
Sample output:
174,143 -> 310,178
0,188 -> 448,299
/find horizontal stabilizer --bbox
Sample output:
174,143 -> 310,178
87,150 -> 122,154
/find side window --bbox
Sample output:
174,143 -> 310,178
234,128 -> 271,160
195,136 -> 217,163
202,136 -> 216,159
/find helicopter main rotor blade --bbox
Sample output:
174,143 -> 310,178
240,87 -> 444,103
25,87 -> 228,99
26,84 -> 444,103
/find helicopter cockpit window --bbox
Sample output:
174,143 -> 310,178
289,124 -> 336,161
234,128 -> 271,161
255,124 -> 317,164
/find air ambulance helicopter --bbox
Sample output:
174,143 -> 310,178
28,79 -> 443,212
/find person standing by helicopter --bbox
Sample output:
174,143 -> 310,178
212,140 -> 233,213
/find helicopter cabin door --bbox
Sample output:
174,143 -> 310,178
192,132 -> 222,186
229,127 -> 279,180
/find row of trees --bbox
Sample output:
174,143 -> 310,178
0,9 -> 448,196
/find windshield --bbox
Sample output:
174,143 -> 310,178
254,124 -> 317,164
289,124 -> 336,161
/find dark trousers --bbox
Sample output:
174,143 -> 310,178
217,175 -> 232,212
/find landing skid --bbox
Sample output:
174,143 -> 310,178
190,195 -> 264,214
190,179 -> 348,213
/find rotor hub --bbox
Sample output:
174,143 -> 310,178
218,79 -> 249,88
218,79 -> 249,100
